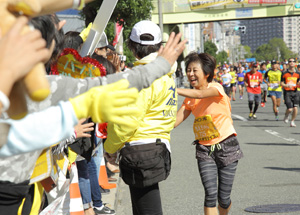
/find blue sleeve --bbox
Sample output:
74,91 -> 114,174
0,101 -> 78,157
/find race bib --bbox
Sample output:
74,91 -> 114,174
193,115 -> 220,141
287,77 -> 297,87
270,82 -> 279,89
238,77 -> 244,82
250,79 -> 258,88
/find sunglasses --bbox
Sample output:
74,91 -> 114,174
289,60 -> 295,63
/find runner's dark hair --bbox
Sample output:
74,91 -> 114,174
127,34 -> 161,59
184,52 -> 216,83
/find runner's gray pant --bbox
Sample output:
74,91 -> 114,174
197,160 -> 238,208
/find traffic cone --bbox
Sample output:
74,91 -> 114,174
98,157 -> 116,189
69,163 -> 84,215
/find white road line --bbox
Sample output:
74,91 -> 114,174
232,114 -> 248,122
265,129 -> 300,145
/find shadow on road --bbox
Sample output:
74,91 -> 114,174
241,124 -> 282,127
264,167 -> 300,172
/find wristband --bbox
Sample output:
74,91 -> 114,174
0,91 -> 10,112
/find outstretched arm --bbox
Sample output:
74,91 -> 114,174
177,88 -> 220,99
38,0 -> 95,15
175,104 -> 191,128
0,101 -> 78,157
29,32 -> 186,110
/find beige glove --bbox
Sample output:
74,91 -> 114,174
70,79 -> 140,127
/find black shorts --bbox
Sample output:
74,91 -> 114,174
195,135 -> 243,167
230,83 -> 236,88
284,91 -> 299,109
223,86 -> 231,96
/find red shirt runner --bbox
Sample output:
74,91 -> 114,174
245,71 -> 262,94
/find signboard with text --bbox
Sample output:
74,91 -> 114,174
189,0 -> 287,10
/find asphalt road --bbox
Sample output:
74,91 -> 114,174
115,92 -> 300,215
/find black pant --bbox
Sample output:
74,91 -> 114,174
129,183 -> 163,215
0,180 -> 33,215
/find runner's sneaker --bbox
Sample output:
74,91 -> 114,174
240,96 -> 243,99
290,121 -> 296,127
94,206 -> 115,215
275,115 -> 279,121
283,114 -> 289,124
252,114 -> 257,119
261,102 -> 265,107
248,113 -> 253,119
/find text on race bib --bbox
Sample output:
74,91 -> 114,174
193,115 -> 220,141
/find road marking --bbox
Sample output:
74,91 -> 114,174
232,114 -> 248,122
265,129 -> 300,145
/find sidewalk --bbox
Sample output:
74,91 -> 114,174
101,172 -> 120,212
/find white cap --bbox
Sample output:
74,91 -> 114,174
130,20 -> 162,45
96,32 -> 108,48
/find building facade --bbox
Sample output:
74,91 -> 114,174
283,16 -> 300,54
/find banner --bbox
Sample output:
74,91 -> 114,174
112,22 -> 123,47
189,0 -> 287,10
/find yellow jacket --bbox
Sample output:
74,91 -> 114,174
104,53 -> 177,153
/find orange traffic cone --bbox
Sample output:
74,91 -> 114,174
69,163 -> 84,215
98,157 -> 116,189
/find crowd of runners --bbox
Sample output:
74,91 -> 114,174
214,59 -> 300,127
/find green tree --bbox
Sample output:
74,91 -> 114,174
216,51 -> 228,65
204,41 -> 217,58
80,0 -> 153,63
243,45 -> 252,59
253,38 -> 297,61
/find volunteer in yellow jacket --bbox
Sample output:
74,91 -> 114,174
105,20 -> 183,215
175,53 -> 243,215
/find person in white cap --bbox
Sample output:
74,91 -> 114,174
94,32 -> 109,58
105,20 -> 184,215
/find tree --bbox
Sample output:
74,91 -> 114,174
243,45 -> 252,59
253,38 -> 297,61
80,0 -> 153,63
204,41 -> 217,58
216,51 -> 228,65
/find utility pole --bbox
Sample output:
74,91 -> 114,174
158,0 -> 163,34
200,23 -> 204,52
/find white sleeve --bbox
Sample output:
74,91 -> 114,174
0,101 -> 78,157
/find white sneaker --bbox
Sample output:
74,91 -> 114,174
283,114 -> 289,124
290,121 -> 296,127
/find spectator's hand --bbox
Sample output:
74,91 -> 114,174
157,32 -> 187,66
70,79 -> 140,127
74,118 -> 94,138
0,17 -> 49,82
111,54 -> 121,73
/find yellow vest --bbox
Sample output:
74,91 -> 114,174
104,53 -> 177,153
